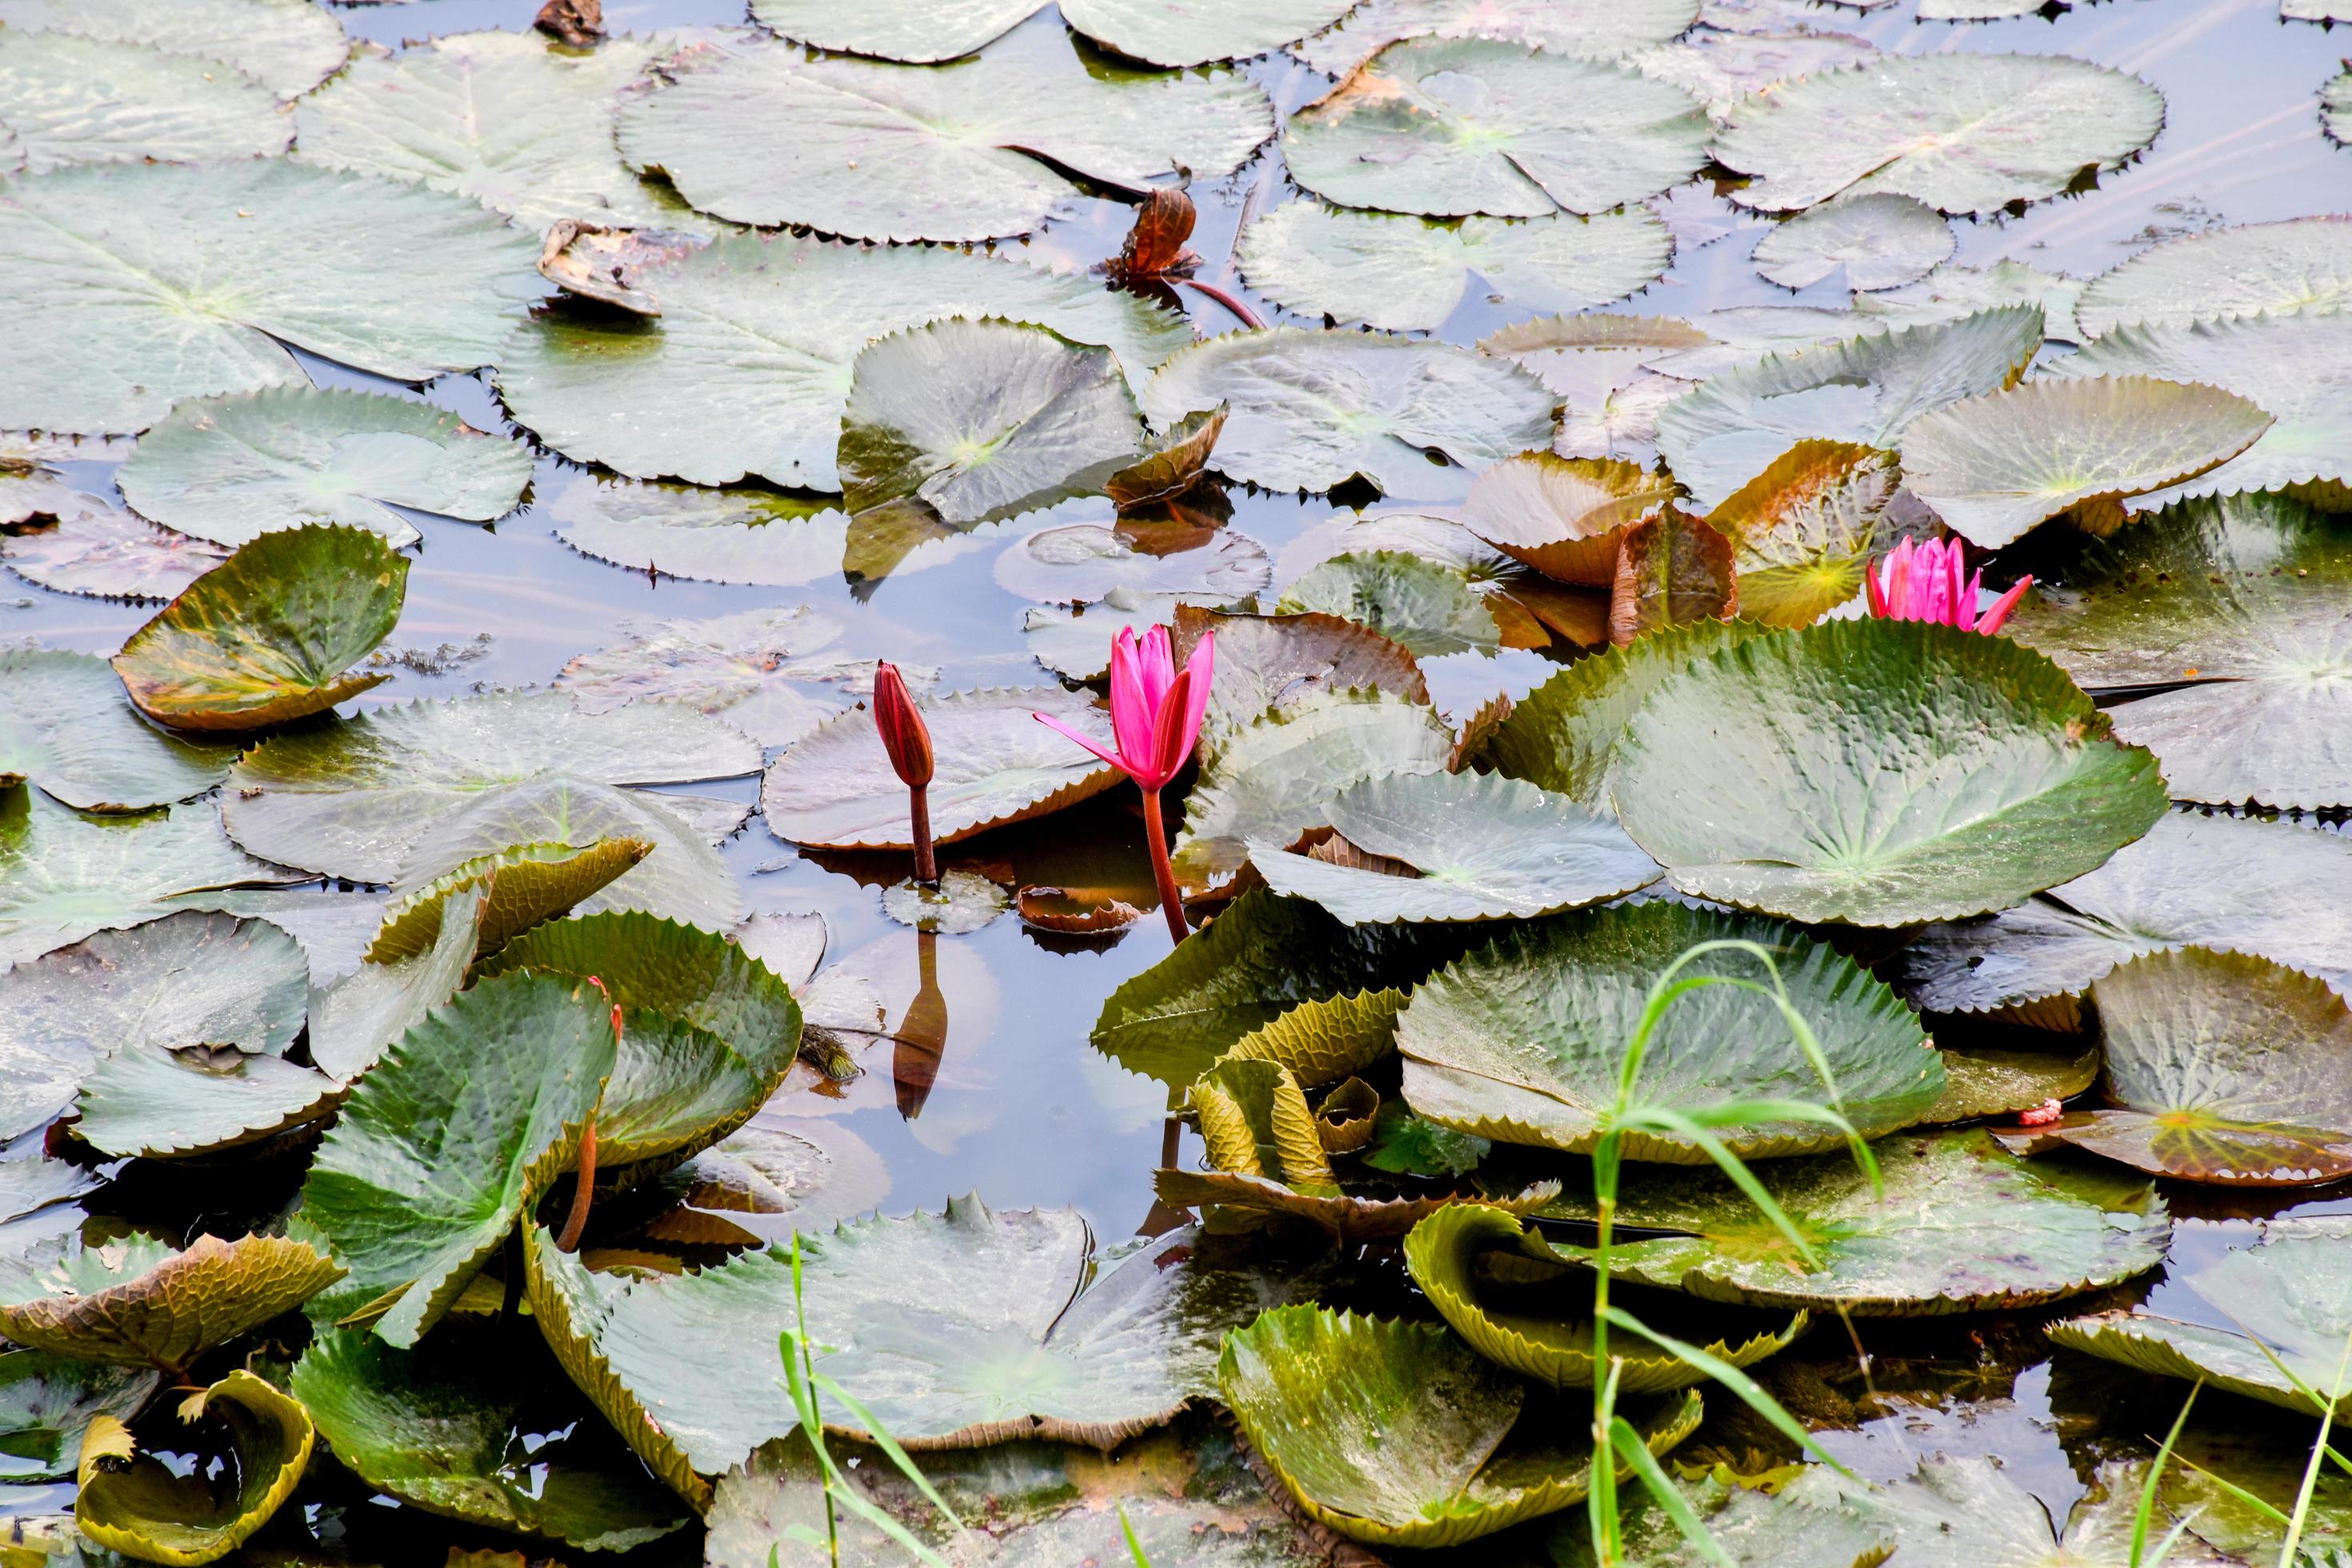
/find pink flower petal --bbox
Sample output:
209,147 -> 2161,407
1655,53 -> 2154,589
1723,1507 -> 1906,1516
1975,574 -> 2034,636
1107,629 -> 1153,766
1034,712 -> 1131,778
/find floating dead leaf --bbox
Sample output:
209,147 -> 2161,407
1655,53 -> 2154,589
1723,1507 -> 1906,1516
1315,1078 -> 1379,1154
1108,185 -> 1202,282
535,0 -> 603,45
1609,507 -> 1738,646
1015,885 -> 1146,936
1107,406 -> 1228,511
536,220 -> 708,316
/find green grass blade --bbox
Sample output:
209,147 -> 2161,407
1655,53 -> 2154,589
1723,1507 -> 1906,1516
2131,1384 -> 2198,1568
1604,1306 -> 1853,1478
809,1370 -> 964,1533
1609,1414 -> 1734,1568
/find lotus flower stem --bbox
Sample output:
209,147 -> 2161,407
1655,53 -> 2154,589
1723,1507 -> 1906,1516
873,662 -> 938,886
1179,278 -> 1263,330
1140,788 -> 1188,946
558,977 -> 625,1254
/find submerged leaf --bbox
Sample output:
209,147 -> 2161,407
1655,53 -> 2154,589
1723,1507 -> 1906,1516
996,523 -> 1270,606
75,1370 -> 313,1568
0,1352 -> 159,1482
1750,193 -> 1954,292
555,604 -> 865,750
1275,550 -> 1502,656
0,1234 -> 342,1370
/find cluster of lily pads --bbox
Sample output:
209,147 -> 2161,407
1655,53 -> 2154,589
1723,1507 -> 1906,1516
4,0 -> 2352,1562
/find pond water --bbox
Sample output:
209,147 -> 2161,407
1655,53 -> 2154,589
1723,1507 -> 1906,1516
6,0 -> 2352,1562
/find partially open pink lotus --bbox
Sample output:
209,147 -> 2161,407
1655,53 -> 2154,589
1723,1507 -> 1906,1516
1866,537 -> 2031,635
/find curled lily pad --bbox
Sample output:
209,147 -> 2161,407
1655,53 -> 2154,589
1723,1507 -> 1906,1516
1140,326 -> 1555,499
2073,216 -> 2352,339
1235,202 -> 1670,334
1461,453 -> 1674,585
1397,901 -> 1941,1160
291,1323 -> 689,1550
764,686 -> 1118,850
557,606 -> 868,750
75,1370 -> 313,1568
544,474 -> 850,587
306,885 -> 486,1082
1317,1078 -> 1379,1152
995,523 -> 1270,605
111,525 -> 406,733
0,31 -> 286,176
1011,883 -> 1142,936
1223,987 -> 1406,1088
1713,54 -> 2164,214
1154,1166 -> 1558,1242
616,29 -> 1270,243
0,1233 -> 342,1371
365,838 -> 649,966
0,650 -> 230,811
1403,1204 -> 1807,1390
1611,619 -> 2169,926
1218,1306 -> 1703,1548
2010,948 -> 2352,1185
74,1043 -> 343,1159
1704,440 -> 1901,626
1750,194 -> 1954,292
0,1352 -> 159,1482
1248,770 -> 1658,925
221,693 -> 762,883
114,387 -> 531,549
301,971 -> 619,1348
1294,0 -> 1701,78
1,505 -> 230,602
2049,1214 -> 2352,1415
1283,38 -> 1710,218
839,319 -> 1142,524
0,160 -> 544,437
1900,376 -> 2274,549
1537,1128 -> 2169,1315
1609,505 -> 1738,644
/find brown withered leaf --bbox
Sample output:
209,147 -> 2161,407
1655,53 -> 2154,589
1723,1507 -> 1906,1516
1495,575 -> 1609,648
1315,1078 -> 1380,1154
1107,406 -> 1227,511
1014,885 -> 1146,936
1447,691 -> 1514,773
1109,185 -> 1201,282
535,0 -> 603,45
535,220 -> 706,316
1305,831 -> 1419,879
1609,507 -> 1738,646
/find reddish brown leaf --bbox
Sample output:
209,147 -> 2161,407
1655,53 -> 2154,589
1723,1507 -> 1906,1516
534,0 -> 603,46
1111,186 -> 1201,281
1608,507 -> 1738,646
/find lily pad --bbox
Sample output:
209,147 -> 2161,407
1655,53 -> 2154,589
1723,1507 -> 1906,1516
1898,376 -> 2274,549
2049,1214 -> 2352,1415
74,1043 -> 343,1159
1190,1058 -> 1338,1194
1058,0 -> 1356,66
1609,505 -> 1738,643
1546,1466 -> 1891,1568
306,885 -> 487,1082
763,685 -> 1118,850
0,31 -> 287,176
635,1112 -> 890,1246
1460,452 -> 1676,585
1294,0 -> 1701,78
0,160 -> 545,437
0,1151 -> 100,1237
0,650 -> 230,811
0,506 -> 230,602
556,605 -> 864,750
543,474 -> 848,587
1536,1128 -> 2169,1315
1751,194 -> 1954,292
0,0 -> 349,98
1223,986 -> 1407,1088
1282,38 -> 1710,218
74,1370 -> 313,1568
110,525 -> 405,734
1610,619 -> 2169,926
1655,304 -> 2044,510
1900,812 -> 2352,1015
1274,551 -> 1502,657
221,693 -> 762,883
0,1232 -> 342,1370
301,970 -> 620,1348
1218,1306 -> 1703,1548
1403,1204 -> 1808,1390
1704,440 -> 1900,626
1631,26 -> 1882,122
1140,327 -> 1555,499
2002,493 -> 2352,807
1921,1038 -> 2100,1124
114,387 -> 531,549
1854,258 -> 2088,342
1154,1166 -> 1559,1242
1235,203 -> 1670,334
1247,770 -> 1658,925
745,0 -> 1042,61
615,29 -> 1270,243
365,839 -> 648,966
0,1352 -> 159,1482
291,1323 -> 690,1550
996,524 -> 1270,605
1173,604 -> 1430,762
2073,216 -> 2352,338
498,231 -> 1189,490
1712,54 -> 2165,214
1397,901 -> 1941,1160
839,319 -> 1142,524
2329,66 -> 2352,144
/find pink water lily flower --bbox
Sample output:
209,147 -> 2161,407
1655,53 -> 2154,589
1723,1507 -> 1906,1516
1035,624 -> 1214,943
1866,537 -> 2032,635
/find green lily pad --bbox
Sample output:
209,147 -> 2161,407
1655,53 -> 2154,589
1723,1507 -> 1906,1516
0,793 -> 304,970
0,160 -> 544,437
74,1043 -> 343,1159
0,0 -> 348,98
1751,193 -> 1954,292
1398,901 -> 1941,1159
1248,770 -> 1658,924
1460,452 -> 1677,585
0,505 -> 231,602
1154,1166 -> 1559,1242
2050,1214 -> 2352,1415
2003,494 -> 2352,809
365,838 -> 648,966
1921,1038 -> 2100,1125
0,1232 -> 342,1370
763,685 -> 1118,850
301,970 -> 620,1348
1853,258 -> 2088,342
0,1150 -> 101,1238
1899,375 -> 2274,549
1234,203 -> 1670,334
1546,1466 -> 1892,1568
1703,441 -> 1901,627
1174,604 -> 1430,762
74,1370 -> 312,1568
1222,986 -> 1406,1088
110,524 -> 406,734
1611,619 -> 2169,926
544,474 -> 850,587
220,693 -> 762,883
1537,1128 -> 2169,1315
1901,812 -> 2352,1016
306,885 -> 486,1082
2051,309 -> 2352,511
1190,1058 -> 1338,1194
1139,326 -> 1555,499
586,1007 -> 790,1175
1403,1204 -> 1808,1390
615,27 -> 1269,243
498,231 -> 1188,490
0,910 -> 308,1142
634,1112 -> 890,1247
1058,0 -> 1355,66
1714,54 -> 2164,214
1274,551 -> 1502,657
291,1323 -> 689,1550
1631,26 -> 1882,122
1218,1306 -> 1703,1548
1294,0 -> 1700,78
0,650 -> 230,811
1655,304 -> 2044,511
558,603 -> 867,760
114,387 -> 531,550
2008,947 -> 2352,1185
838,320 -> 1142,524
0,1352 -> 159,1482
2074,216 -> 2352,339
294,31 -> 700,234
1282,38 -> 1709,218
1171,687 -> 1454,893
0,31 -> 287,176
995,524 -> 1270,605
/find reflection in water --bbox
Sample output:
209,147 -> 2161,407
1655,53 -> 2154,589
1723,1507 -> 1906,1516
893,930 -> 947,1122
